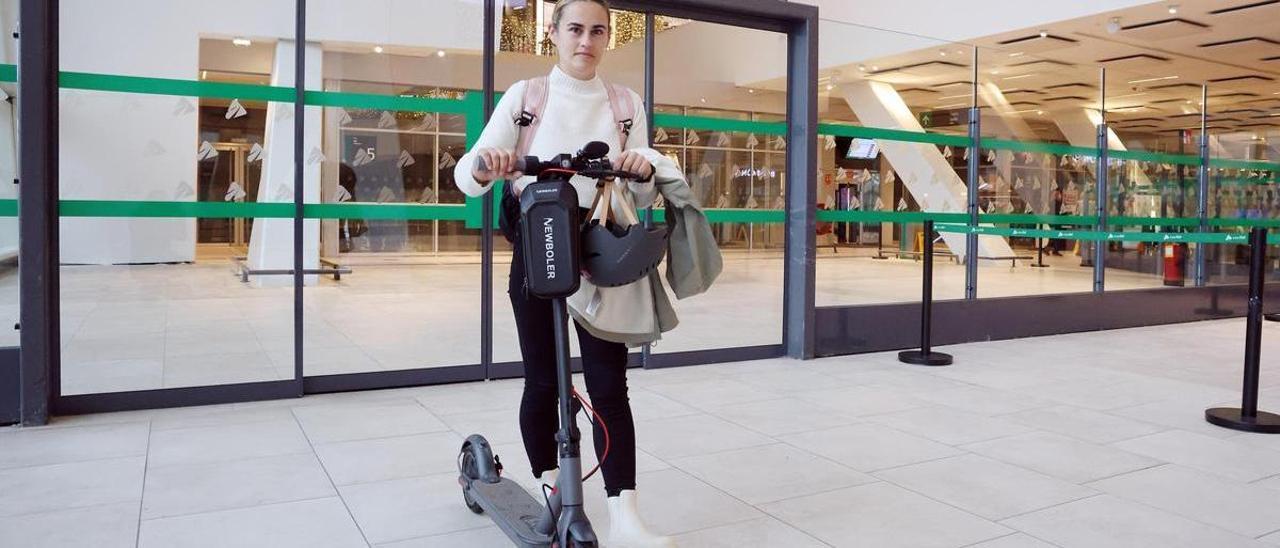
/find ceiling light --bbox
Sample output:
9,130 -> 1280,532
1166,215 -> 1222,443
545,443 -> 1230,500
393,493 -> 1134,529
436,50 -> 446,58
232,37 -> 251,47
1168,4 -> 1179,14
1003,74 -> 1035,80
1126,75 -> 1178,84
1038,30 -> 1048,38
1036,110 -> 1045,115
936,102 -> 967,109
871,66 -> 879,71
939,50 -> 947,57
991,69 -> 1000,75
857,65 -> 867,72
700,97 -> 707,103
826,84 -> 835,91
1106,17 -> 1122,34
1009,52 -> 1025,58
747,89 -> 755,94
373,45 -> 384,54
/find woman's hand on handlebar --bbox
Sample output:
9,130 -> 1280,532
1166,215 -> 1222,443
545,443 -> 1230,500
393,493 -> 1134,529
616,150 -> 655,182
472,148 -> 523,184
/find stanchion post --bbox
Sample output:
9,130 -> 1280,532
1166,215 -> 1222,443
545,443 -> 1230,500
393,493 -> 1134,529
899,220 -> 953,366
1031,222 -> 1049,268
1205,226 -> 1280,433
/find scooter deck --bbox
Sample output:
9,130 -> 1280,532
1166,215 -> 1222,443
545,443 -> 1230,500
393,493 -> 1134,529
468,477 -> 553,547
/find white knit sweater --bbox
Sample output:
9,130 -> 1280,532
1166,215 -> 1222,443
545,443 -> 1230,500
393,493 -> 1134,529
454,65 -> 680,208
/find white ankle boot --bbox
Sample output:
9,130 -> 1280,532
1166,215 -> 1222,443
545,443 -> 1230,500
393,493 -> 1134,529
607,490 -> 676,548
537,468 -> 560,491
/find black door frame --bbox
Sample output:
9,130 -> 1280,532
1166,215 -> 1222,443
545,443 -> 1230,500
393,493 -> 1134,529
17,0 -> 819,421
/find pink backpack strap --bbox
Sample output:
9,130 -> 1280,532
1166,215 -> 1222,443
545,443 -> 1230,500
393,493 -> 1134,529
513,76 -> 549,158
603,81 -> 636,146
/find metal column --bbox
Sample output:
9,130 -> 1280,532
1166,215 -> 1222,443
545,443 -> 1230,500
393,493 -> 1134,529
481,0 -> 496,378
18,0 -> 59,426
1094,67 -> 1108,293
964,48 -> 980,300
292,0 -> 306,393
641,12 -> 656,368
1195,84 -> 1209,287
782,10 -> 818,359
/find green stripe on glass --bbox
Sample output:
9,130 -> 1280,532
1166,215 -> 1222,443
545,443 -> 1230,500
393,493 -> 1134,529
49,200 -> 466,220
654,113 -> 786,136
704,209 -> 786,223
303,90 -> 472,115
52,70 -> 473,115
60,71 -> 295,102
982,139 -> 1097,157
0,63 -> 14,83
978,214 -> 1098,225
819,123 -> 971,147
303,203 -> 467,221
1209,158 -> 1280,172
1109,149 -> 1201,167
0,199 -> 14,217
58,200 -> 295,218
816,210 -> 969,223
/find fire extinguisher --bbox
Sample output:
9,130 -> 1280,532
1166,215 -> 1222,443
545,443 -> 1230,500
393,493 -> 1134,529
1164,243 -> 1187,287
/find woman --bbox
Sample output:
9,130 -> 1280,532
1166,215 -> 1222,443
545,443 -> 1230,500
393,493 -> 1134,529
454,1 -> 677,546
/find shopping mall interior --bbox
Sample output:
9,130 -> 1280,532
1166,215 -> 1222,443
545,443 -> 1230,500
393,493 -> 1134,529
3,0 -> 1280,546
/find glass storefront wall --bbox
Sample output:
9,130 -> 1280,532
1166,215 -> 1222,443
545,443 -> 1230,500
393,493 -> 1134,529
814,21 -> 972,306
21,1 -> 1280,404
0,0 -> 16,350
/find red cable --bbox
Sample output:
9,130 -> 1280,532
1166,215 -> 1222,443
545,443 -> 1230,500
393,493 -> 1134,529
542,168 -> 579,177
574,388 -> 610,482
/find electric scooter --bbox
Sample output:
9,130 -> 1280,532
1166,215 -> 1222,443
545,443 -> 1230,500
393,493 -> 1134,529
458,142 -> 643,548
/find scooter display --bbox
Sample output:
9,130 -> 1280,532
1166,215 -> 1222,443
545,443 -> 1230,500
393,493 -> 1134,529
458,142 -> 646,548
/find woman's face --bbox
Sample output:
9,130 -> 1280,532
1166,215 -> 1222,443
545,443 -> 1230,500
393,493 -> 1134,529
549,2 -> 610,79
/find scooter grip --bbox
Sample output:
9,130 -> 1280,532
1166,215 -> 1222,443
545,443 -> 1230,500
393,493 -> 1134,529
476,155 -> 528,174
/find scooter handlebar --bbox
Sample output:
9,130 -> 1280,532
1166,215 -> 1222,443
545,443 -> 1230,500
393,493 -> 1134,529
476,154 -> 645,182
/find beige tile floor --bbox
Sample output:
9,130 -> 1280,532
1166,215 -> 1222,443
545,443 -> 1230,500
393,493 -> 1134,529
3,318 -> 1280,547
0,247 -> 1173,396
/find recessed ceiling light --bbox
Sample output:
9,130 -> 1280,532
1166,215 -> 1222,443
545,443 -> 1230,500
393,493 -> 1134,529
939,50 -> 947,57
1036,110 -> 1045,115
871,66 -> 879,71
436,50 -> 446,58
1003,73 -> 1034,80
826,84 -> 835,91
1009,52 -> 1025,57
700,97 -> 707,103
1106,17 -> 1122,34
373,45 -> 384,54
747,89 -> 755,94
1039,30 -> 1049,38
857,65 -> 866,72
232,37 -> 251,47
1168,4 -> 1179,14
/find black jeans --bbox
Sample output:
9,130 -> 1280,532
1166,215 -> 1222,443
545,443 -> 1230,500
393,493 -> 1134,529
509,245 -> 637,497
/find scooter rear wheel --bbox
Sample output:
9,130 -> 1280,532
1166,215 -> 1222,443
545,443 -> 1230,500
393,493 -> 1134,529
458,444 -> 488,514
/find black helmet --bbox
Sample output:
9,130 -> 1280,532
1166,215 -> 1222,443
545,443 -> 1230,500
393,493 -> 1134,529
581,220 -> 668,287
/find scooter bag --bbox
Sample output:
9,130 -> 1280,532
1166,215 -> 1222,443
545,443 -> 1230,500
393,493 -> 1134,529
520,181 -> 581,299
